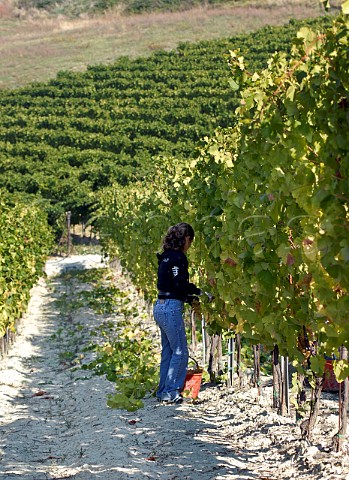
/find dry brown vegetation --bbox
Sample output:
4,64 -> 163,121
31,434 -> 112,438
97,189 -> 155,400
0,0 -> 342,89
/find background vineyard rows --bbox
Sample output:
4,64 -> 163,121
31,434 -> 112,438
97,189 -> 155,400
0,16 -> 332,229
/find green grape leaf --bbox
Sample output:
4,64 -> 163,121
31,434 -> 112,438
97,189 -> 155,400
310,355 -> 325,375
229,79 -> 239,91
276,243 -> 290,263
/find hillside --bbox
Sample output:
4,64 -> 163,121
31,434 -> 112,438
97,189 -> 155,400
0,14 -> 335,227
0,0 -> 341,90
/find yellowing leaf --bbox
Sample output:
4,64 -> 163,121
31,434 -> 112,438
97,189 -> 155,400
342,0 -> 349,14
286,85 -> 296,101
333,360 -> 349,382
252,72 -> 260,81
103,345 -> 114,355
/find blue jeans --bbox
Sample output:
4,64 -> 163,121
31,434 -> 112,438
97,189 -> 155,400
153,299 -> 188,401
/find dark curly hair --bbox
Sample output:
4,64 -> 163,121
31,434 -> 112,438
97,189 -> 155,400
162,222 -> 194,251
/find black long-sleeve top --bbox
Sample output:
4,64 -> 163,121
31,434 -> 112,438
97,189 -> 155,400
156,249 -> 201,302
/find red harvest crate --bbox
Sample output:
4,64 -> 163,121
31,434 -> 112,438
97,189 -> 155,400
182,369 -> 202,399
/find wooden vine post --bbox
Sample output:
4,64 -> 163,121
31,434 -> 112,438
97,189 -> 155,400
236,334 -> 243,387
67,211 -> 72,257
253,344 -> 261,395
272,345 -> 282,413
190,309 -> 198,354
227,337 -> 235,388
207,333 -> 223,383
202,314 -> 210,366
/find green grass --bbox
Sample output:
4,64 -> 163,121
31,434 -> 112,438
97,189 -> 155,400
0,0 -> 340,90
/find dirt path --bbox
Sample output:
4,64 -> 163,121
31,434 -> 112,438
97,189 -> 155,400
0,255 -> 348,479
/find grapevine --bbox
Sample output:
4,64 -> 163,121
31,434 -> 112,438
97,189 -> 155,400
97,9 -> 349,442
0,194 -> 53,341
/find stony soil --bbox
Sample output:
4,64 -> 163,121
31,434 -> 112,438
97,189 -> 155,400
0,254 -> 348,480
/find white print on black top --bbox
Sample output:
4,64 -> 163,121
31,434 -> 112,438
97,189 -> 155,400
172,266 -> 179,277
